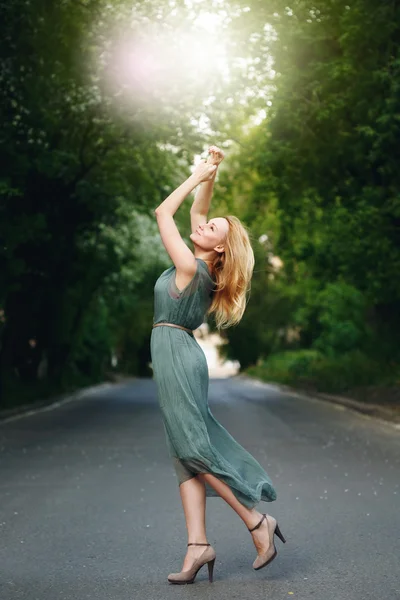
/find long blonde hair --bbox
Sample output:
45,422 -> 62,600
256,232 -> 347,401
207,215 -> 255,330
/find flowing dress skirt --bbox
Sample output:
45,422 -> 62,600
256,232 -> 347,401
150,325 -> 277,509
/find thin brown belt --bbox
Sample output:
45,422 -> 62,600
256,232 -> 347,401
152,322 -> 193,334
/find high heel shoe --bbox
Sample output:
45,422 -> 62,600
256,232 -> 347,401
248,513 -> 286,570
167,542 -> 216,584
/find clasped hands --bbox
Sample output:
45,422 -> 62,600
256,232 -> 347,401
193,145 -> 225,183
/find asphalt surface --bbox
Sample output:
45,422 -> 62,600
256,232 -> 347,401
0,376 -> 399,600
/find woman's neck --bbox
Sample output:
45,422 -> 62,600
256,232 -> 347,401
195,254 -> 214,264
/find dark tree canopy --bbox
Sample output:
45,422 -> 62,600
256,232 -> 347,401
1,0 -> 399,407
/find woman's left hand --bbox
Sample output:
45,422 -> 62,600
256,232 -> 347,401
207,145 -> 225,166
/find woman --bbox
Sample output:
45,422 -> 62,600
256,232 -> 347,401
150,146 -> 286,585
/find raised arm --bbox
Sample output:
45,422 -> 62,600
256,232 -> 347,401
154,161 -> 217,274
190,146 -> 225,234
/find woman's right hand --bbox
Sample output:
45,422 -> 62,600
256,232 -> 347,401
193,160 -> 218,183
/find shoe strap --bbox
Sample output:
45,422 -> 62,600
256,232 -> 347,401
187,543 -> 210,546
248,513 -> 266,533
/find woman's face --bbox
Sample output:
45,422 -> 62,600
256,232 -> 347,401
190,217 -> 229,253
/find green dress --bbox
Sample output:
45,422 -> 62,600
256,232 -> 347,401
150,257 -> 277,509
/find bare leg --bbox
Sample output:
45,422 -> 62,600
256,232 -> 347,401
197,472 -> 272,556
178,475 -> 210,571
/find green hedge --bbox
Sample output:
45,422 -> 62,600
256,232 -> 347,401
246,349 -> 395,394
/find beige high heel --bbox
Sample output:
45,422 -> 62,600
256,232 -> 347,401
167,542 -> 216,584
248,513 -> 286,570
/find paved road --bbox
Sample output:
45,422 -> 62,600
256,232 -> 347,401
0,377 -> 399,599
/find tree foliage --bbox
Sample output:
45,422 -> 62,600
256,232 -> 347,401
212,0 -> 400,377
1,0 -> 400,405
0,0 -> 271,405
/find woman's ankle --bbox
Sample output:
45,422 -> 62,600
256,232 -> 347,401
245,509 -> 263,530
187,538 -> 208,545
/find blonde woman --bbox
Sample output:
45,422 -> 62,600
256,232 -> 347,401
150,146 -> 285,585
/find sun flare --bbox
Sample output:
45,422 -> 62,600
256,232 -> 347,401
102,10 -> 230,102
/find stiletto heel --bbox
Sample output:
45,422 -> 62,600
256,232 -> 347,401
207,557 -> 216,582
167,543 -> 216,584
274,522 -> 286,544
248,513 -> 286,570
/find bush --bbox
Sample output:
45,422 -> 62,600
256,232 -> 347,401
246,349 -> 389,394
247,349 -> 323,386
309,350 -> 383,392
